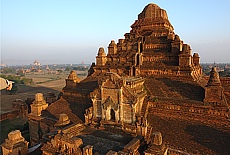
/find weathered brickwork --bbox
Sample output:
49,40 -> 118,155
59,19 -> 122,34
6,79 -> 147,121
148,101 -> 230,131
85,72 -> 148,135
18,3 -> 230,155
91,4 -> 202,81
1,130 -> 29,155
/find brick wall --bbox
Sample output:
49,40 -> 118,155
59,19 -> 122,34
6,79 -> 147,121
0,110 -> 19,121
148,101 -> 230,130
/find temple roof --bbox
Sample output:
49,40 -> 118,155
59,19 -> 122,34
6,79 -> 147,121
44,97 -> 83,124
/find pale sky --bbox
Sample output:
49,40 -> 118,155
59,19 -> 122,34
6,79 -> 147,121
1,0 -> 230,65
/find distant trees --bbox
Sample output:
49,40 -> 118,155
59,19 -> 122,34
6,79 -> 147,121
202,68 -> 211,76
73,66 -> 88,71
65,66 -> 88,72
219,69 -> 230,77
0,75 -> 33,85
56,69 -> 63,74
65,67 -> 71,71
0,74 -> 20,83
201,63 -> 230,77
1,67 -> 16,74
20,77 -> 33,85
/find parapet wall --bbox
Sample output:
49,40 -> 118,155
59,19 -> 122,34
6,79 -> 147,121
220,77 -> 230,84
148,101 -> 229,131
0,110 -> 19,121
141,65 -> 201,75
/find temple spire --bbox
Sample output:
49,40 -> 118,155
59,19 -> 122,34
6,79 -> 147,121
131,3 -> 174,36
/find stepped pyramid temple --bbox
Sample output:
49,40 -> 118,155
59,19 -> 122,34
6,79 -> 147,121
93,4 -> 202,80
3,3 -> 229,155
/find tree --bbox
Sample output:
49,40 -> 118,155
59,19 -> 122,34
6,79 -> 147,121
65,67 -> 71,71
1,67 -> 16,74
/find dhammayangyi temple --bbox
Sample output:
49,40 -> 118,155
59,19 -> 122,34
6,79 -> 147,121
2,3 -> 230,155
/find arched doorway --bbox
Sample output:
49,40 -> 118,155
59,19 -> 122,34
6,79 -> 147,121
110,109 -> 115,121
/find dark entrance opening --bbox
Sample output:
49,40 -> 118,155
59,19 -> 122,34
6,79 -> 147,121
140,43 -> 143,53
110,109 -> 115,121
132,67 -> 136,76
136,54 -> 140,66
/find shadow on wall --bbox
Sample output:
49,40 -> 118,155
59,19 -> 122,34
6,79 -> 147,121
185,125 -> 230,154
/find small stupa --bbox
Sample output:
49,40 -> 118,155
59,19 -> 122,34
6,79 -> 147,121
54,113 -> 70,126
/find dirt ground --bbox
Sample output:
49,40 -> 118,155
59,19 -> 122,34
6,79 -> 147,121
0,73 -> 86,112
0,85 -> 61,112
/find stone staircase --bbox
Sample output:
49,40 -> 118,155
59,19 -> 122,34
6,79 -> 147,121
103,123 -> 124,134
141,99 -> 149,118
145,126 -> 153,144
62,123 -> 86,137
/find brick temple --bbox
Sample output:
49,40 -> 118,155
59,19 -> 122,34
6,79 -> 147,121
92,4 -> 202,80
3,3 -> 230,155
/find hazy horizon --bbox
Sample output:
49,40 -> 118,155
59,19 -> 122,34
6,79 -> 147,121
1,0 -> 230,66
